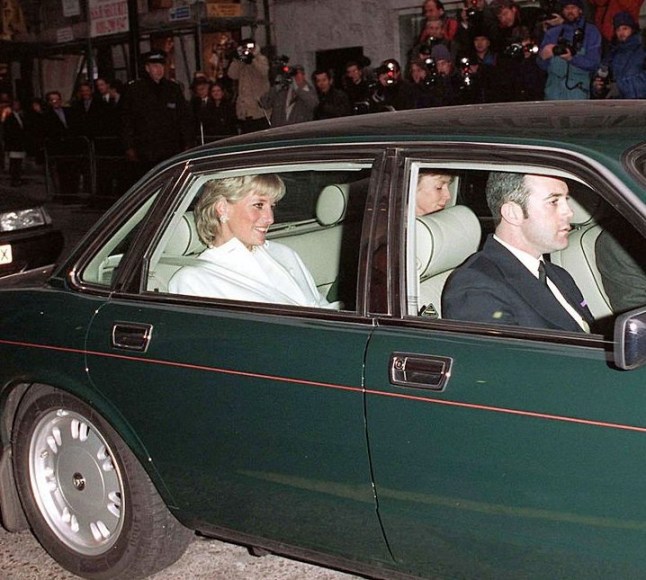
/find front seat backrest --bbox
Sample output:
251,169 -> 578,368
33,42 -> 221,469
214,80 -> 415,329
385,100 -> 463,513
416,205 -> 481,317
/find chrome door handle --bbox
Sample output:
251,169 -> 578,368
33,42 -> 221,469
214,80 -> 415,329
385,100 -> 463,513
390,353 -> 452,391
111,322 -> 153,352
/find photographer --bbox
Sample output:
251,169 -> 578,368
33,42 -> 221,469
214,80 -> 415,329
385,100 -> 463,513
593,12 -> 646,99
227,39 -> 270,133
312,69 -> 352,120
454,0 -> 501,57
538,0 -> 602,99
370,59 -> 416,111
260,64 -> 318,126
342,60 -> 372,114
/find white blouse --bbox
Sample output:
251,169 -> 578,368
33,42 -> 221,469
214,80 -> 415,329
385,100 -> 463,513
168,237 -> 332,308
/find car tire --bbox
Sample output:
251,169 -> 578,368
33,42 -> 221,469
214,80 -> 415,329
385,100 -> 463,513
12,385 -> 193,579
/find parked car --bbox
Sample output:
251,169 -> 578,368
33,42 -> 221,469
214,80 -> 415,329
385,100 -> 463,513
1,101 -> 646,580
0,191 -> 63,277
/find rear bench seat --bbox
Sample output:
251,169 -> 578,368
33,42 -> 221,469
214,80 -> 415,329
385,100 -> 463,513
148,182 -> 357,298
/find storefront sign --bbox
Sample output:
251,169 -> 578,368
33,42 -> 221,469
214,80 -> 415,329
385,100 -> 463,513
89,0 -> 129,37
206,2 -> 241,18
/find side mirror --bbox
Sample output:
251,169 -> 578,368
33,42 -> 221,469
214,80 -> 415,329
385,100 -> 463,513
614,308 -> 646,370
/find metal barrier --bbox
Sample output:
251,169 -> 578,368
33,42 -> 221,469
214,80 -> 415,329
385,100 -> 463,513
44,136 -> 128,203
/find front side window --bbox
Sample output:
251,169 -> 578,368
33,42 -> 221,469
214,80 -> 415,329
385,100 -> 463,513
407,161 -> 645,337
146,164 -> 371,312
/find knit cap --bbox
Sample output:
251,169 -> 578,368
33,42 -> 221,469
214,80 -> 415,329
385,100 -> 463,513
613,11 -> 639,31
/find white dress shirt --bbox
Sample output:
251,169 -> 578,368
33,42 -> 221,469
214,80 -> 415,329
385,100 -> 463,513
494,235 -> 590,332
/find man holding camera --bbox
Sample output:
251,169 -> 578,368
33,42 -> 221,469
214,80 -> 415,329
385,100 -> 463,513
260,64 -> 318,127
227,39 -> 270,133
538,0 -> 601,100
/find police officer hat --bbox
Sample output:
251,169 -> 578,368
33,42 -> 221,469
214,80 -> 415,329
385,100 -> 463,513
142,50 -> 167,65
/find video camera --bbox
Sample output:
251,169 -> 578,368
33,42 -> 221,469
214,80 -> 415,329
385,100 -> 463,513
235,40 -> 256,64
552,28 -> 584,56
272,55 -> 297,88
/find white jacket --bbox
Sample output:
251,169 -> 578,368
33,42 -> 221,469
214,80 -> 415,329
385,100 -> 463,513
169,238 -> 331,308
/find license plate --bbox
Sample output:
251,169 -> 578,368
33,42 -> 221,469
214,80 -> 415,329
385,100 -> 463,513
0,244 -> 12,265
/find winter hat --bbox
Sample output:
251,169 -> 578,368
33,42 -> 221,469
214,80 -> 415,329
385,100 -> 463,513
562,0 -> 584,9
430,44 -> 452,62
613,11 -> 639,31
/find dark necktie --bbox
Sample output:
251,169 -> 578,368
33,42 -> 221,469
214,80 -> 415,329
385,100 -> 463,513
538,261 -> 547,285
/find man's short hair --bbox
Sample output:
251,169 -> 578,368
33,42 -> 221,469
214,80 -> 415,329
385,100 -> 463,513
312,69 -> 332,81
490,0 -> 517,15
486,172 -> 531,225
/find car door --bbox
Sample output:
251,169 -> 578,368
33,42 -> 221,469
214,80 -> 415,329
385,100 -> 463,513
364,151 -> 646,579
82,153 -> 393,565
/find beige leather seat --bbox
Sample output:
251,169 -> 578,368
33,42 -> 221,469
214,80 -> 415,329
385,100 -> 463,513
148,212 -> 205,292
416,205 -> 481,318
550,186 -> 612,320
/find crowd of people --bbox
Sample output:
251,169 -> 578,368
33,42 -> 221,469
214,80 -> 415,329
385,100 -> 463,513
0,0 -> 643,196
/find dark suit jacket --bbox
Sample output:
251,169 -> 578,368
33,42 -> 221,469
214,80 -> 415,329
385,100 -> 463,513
442,235 -> 594,332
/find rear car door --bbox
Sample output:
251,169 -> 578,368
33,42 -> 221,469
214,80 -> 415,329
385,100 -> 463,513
364,149 -> 646,579
81,152 -> 393,566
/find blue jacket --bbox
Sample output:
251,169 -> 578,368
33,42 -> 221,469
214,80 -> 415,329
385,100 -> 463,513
538,17 -> 602,99
606,34 -> 646,98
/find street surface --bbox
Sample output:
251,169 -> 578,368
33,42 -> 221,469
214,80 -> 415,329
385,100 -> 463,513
0,165 -> 361,579
0,526 -> 359,579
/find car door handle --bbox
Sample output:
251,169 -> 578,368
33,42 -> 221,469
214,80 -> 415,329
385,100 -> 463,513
111,322 -> 153,352
390,353 -> 452,391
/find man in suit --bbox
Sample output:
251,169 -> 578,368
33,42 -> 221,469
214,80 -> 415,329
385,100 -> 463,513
260,64 -> 318,127
442,172 -> 593,332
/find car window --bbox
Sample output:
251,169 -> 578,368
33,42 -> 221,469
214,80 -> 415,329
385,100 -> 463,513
80,190 -> 160,287
147,164 -> 371,312
406,162 -> 646,337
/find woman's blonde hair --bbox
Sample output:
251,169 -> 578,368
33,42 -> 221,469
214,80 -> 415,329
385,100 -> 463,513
194,174 -> 286,247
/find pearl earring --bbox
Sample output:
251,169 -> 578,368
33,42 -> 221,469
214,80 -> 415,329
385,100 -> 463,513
219,214 -> 229,224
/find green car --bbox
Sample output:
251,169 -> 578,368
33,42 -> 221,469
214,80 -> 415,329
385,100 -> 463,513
2,101 -> 646,579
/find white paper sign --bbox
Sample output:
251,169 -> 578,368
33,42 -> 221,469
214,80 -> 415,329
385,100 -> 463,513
89,0 -> 129,37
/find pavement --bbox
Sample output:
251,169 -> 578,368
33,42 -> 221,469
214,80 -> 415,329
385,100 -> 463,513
0,162 -> 361,579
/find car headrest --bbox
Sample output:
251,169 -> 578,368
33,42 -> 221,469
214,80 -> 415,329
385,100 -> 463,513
416,205 -> 481,280
164,213 -> 205,256
568,185 -> 603,226
316,184 -> 350,226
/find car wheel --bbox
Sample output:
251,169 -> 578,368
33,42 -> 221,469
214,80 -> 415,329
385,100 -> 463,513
12,385 -> 193,579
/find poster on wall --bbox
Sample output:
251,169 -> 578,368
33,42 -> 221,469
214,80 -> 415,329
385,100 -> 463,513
89,0 -> 129,37
2,0 -> 27,40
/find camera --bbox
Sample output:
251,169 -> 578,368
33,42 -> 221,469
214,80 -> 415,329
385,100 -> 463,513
422,56 -> 439,85
459,57 -> 475,90
594,64 -> 610,92
235,40 -> 256,64
272,55 -> 296,87
552,28 -> 584,56
463,0 -> 483,25
375,60 -> 399,85
504,42 -> 540,59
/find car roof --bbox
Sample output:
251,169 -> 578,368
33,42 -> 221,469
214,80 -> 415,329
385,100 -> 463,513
181,101 -> 646,159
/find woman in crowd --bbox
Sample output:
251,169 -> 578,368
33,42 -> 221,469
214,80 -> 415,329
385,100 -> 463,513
203,81 -> 238,139
169,174 -> 333,307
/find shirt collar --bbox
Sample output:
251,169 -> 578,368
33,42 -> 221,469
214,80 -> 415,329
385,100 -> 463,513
493,234 -> 542,278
